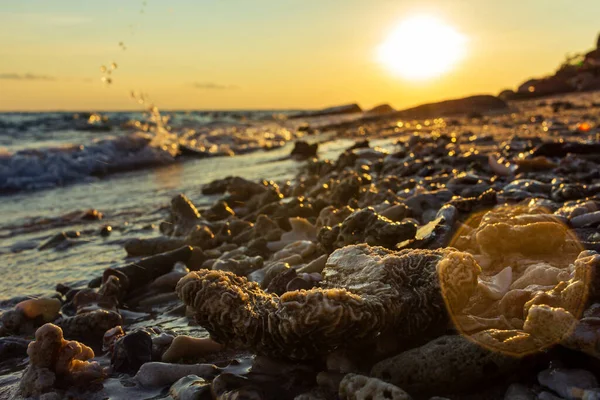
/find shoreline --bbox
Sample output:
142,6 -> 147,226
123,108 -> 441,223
1,90 -> 600,399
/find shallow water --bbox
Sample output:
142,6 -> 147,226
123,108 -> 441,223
0,120 -> 394,301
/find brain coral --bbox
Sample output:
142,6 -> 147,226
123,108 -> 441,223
176,244 -> 481,359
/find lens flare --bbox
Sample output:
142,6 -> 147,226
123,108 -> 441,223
439,203 -> 590,357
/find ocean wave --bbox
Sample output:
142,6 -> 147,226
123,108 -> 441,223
0,131 -> 179,192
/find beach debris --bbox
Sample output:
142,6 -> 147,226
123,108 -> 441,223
18,323 -> 106,398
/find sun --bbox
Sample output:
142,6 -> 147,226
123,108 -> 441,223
377,15 -> 467,80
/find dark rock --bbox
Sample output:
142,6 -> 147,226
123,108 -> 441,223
291,141 -> 319,160
112,329 -> 153,374
390,95 -> 508,120
366,104 -> 395,115
93,246 -> 194,295
100,225 -> 112,237
202,177 -> 233,195
371,335 -> 525,397
289,103 -> 362,119
81,209 -> 103,220
0,336 -> 30,359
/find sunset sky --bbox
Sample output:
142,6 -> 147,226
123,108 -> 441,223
1,0 -> 599,111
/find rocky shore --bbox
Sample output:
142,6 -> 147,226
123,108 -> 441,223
1,90 -> 600,400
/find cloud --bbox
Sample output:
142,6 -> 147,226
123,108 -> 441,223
0,73 -> 56,81
191,82 -> 238,90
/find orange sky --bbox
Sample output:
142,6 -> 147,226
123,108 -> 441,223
1,0 -> 599,111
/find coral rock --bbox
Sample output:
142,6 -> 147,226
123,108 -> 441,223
56,309 -> 122,341
339,374 -> 413,400
334,208 -> 417,249
176,244 -> 480,359
18,323 -> 105,397
371,335 -> 520,396
135,362 -> 220,387
476,222 -> 569,256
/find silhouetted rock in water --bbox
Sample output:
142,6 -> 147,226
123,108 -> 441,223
498,89 -> 516,101
289,103 -> 362,119
366,104 -> 395,115
517,77 -> 574,97
290,141 -> 318,160
506,33 -> 600,100
389,95 -> 508,120
584,48 -> 600,68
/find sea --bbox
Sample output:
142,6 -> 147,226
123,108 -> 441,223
0,109 -> 394,303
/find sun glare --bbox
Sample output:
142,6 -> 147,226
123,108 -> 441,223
377,15 -> 467,80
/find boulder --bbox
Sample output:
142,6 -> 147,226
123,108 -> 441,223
289,104 -> 362,119
391,95 -> 508,120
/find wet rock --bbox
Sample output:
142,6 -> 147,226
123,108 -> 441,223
161,194 -> 201,236
0,309 -> 27,335
162,336 -> 223,363
339,373 -> 412,400
111,329 -> 153,374
81,208 -> 103,220
333,207 -> 417,249
267,218 -> 317,252
330,174 -> 361,206
202,177 -> 233,195
532,142 -> 600,158
124,236 -> 187,257
56,309 -> 122,341
538,367 -> 598,399
571,211 -> 600,228
265,268 -> 297,295
504,383 -> 536,400
248,261 -> 291,289
316,206 -> 354,228
211,373 -> 264,399
562,311 -> 600,360
291,141 -> 319,160
203,201 -> 235,222
16,298 -> 61,322
101,245 -> 194,295
38,231 -> 80,251
135,362 -> 220,387
149,262 -> 190,292
537,392 -> 564,400
18,324 -> 105,398
297,254 -> 328,274
100,225 -> 112,237
371,335 -> 521,396
0,336 -> 30,359
169,375 -> 212,400
176,244 -> 480,359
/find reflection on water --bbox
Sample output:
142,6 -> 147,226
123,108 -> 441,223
153,162 -> 184,190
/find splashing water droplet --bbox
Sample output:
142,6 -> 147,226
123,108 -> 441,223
100,66 -> 107,73
111,62 -> 118,70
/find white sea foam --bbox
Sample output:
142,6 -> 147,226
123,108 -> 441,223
0,131 -> 178,192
